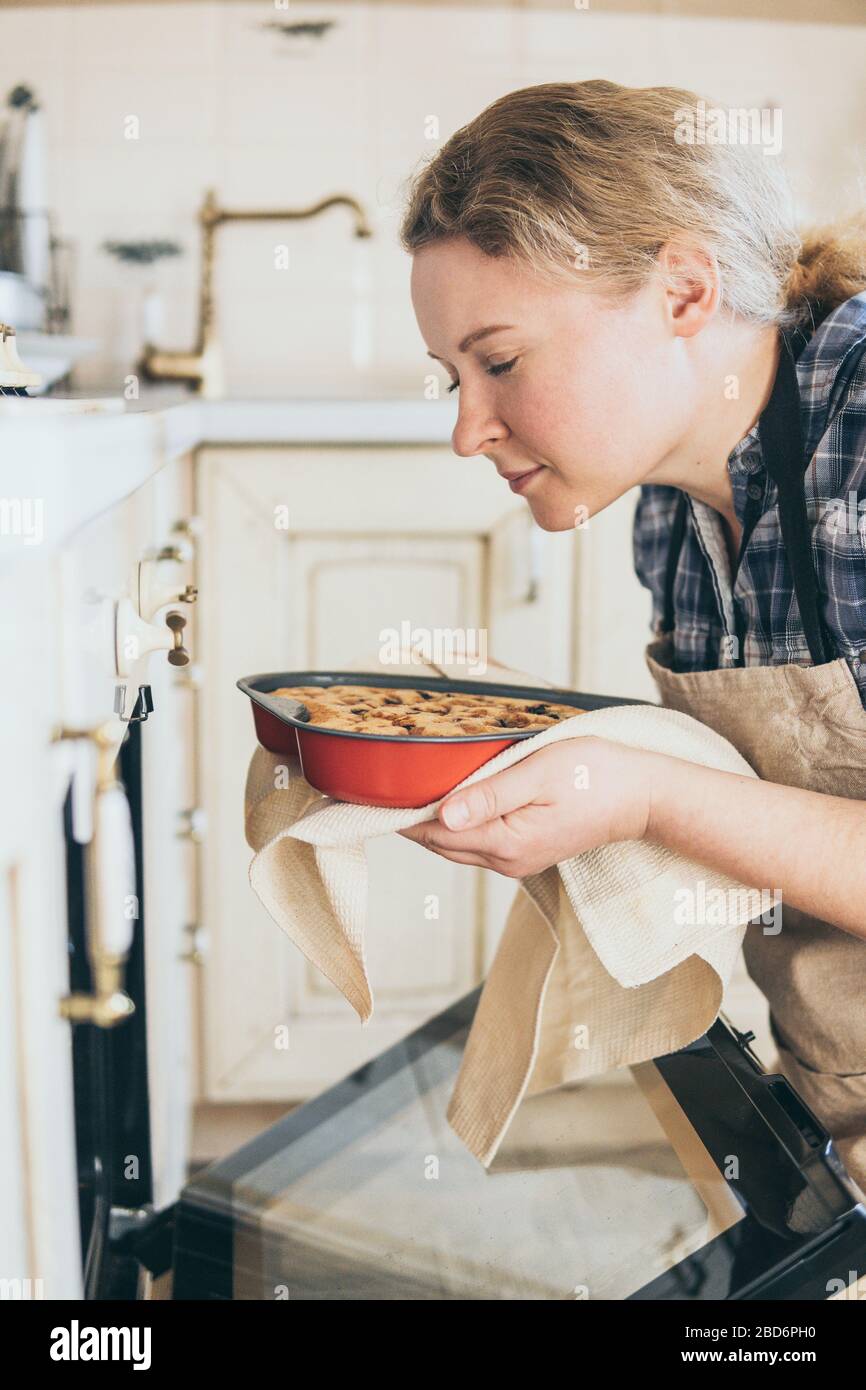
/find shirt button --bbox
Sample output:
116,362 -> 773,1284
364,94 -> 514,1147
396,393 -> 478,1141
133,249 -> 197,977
746,482 -> 763,500
859,648 -> 866,663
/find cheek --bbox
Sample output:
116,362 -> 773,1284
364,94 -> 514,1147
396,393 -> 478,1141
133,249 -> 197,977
528,389 -> 645,496
508,333 -> 671,507
518,356 -> 618,455
521,395 -> 658,528
559,364 -> 669,479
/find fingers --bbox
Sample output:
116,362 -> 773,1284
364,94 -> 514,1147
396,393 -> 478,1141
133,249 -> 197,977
407,844 -> 492,868
439,757 -> 541,830
398,818 -> 512,867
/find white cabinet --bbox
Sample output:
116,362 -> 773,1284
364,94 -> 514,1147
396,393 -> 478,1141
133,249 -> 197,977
197,444 -> 580,1102
195,443 -> 775,1104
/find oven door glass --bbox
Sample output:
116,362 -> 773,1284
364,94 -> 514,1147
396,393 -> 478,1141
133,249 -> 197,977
174,993 -> 866,1301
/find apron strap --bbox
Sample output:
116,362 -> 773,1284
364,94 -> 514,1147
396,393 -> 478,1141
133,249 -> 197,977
661,330 -> 834,667
757,332 -> 833,665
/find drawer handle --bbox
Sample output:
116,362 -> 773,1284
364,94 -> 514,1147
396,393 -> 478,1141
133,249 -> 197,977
52,724 -> 136,1029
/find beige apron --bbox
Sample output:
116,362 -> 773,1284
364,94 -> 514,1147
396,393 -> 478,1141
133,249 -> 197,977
644,330 -> 866,1194
645,639 -> 866,1194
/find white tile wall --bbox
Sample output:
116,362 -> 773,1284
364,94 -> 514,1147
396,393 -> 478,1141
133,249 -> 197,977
0,1 -> 864,394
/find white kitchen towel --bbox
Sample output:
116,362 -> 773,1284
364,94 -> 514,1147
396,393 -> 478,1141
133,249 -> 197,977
244,703 -> 763,1168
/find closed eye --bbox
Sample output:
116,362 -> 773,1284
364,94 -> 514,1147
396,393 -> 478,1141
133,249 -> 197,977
446,357 -> 518,394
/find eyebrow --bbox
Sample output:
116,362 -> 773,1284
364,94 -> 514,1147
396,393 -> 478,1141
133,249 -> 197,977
426,324 -> 516,361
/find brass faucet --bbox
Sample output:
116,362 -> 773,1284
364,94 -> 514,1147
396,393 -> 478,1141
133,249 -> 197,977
139,188 -> 373,398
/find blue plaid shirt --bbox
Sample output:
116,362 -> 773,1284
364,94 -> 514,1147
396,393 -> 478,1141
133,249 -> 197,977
633,292 -> 866,707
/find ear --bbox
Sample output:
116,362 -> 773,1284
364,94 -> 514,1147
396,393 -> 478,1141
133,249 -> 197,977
657,239 -> 720,339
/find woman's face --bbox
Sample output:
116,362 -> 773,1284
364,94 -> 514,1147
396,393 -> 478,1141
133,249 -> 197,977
410,236 -> 697,531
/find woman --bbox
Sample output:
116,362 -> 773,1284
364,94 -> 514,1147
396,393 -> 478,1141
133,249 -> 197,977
397,81 -> 866,1190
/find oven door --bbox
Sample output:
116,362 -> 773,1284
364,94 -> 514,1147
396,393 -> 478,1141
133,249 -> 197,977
63,718 -> 156,1300
172,997 -> 866,1301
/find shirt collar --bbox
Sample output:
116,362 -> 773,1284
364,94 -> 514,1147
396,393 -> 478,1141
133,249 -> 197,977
727,421 -> 764,476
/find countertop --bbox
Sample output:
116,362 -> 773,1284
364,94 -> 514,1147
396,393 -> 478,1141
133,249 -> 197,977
1,391 -> 460,557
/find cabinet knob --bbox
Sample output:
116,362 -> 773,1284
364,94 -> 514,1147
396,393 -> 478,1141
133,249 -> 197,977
137,555 -> 198,618
157,517 -> 203,565
165,610 -> 190,667
116,598 -> 193,677
156,544 -> 187,565
177,807 -> 207,843
178,923 -> 208,965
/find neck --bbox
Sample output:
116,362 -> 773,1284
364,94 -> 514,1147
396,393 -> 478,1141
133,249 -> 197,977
647,321 -> 781,532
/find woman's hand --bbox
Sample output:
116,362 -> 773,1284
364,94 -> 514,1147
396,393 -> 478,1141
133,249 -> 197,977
397,736 -> 655,877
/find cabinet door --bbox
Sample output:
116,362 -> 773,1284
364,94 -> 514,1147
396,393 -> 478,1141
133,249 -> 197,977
198,445 -> 574,1101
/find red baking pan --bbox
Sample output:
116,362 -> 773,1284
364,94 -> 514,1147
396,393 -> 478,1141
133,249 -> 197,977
238,670 -> 647,809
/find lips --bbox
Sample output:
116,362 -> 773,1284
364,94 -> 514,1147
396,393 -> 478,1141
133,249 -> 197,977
501,466 -> 544,494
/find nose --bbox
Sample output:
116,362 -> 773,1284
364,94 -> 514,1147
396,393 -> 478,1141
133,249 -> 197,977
450,384 -> 508,460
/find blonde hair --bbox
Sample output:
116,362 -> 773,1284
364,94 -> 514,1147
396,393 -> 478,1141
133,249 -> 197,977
399,80 -> 866,333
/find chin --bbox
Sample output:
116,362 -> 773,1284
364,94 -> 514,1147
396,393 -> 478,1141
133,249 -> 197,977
521,471 -> 585,531
527,499 -> 579,532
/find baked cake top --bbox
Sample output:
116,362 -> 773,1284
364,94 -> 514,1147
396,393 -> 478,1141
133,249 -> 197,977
269,684 -> 583,737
